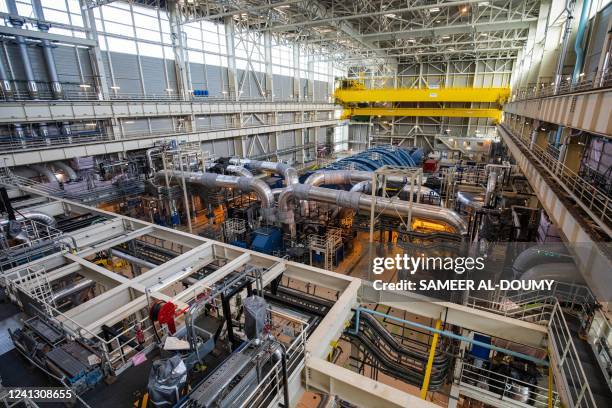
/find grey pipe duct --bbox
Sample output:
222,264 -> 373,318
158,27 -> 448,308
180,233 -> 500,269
0,48 -> 13,98
225,165 -> 253,178
156,170 -> 276,222
278,184 -> 467,236
0,211 -> 57,228
146,147 -> 162,176
484,171 -> 497,208
29,164 -> 60,185
229,158 -> 298,186
305,170 -> 420,187
456,191 -> 485,209
110,249 -> 158,269
348,179 -> 438,199
51,279 -> 95,303
32,0 -> 61,99
15,35 -> 37,98
51,161 -> 78,182
513,245 -> 573,276
6,1 -> 36,98
520,263 -> 584,285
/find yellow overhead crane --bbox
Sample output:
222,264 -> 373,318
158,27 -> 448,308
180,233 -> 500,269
341,107 -> 503,121
335,80 -> 509,122
334,86 -> 511,104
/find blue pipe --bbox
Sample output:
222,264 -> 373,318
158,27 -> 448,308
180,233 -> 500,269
351,307 -> 549,366
572,0 -> 592,83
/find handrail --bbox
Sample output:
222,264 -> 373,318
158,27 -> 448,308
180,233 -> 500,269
510,68 -> 612,102
458,360 -> 560,408
499,125 -> 611,237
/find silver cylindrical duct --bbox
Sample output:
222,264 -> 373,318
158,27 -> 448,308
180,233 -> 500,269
226,165 -> 253,177
513,245 -> 572,276
146,147 -> 162,176
40,40 -> 62,99
279,184 -> 467,235
305,170 -> 412,187
229,158 -> 298,186
51,279 -> 95,303
520,263 -> 584,285
0,52 -> 13,98
52,161 -> 78,182
14,124 -> 25,147
484,171 -> 497,208
15,35 -> 38,99
0,211 -> 56,228
110,249 -> 158,269
62,122 -> 72,143
29,164 -> 60,185
156,170 -> 276,222
39,123 -> 50,145
32,0 -> 61,99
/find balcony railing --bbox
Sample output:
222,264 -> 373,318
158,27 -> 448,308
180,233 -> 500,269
511,68 -> 612,102
499,125 -> 611,235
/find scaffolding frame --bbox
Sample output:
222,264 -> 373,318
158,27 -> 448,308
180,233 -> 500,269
368,165 -> 423,243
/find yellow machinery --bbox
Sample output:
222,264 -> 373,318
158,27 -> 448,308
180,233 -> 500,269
334,81 -> 510,123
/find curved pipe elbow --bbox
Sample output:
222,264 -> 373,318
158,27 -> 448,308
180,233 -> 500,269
52,161 -> 78,181
226,165 -> 253,178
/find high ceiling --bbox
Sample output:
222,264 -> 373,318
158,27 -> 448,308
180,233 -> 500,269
88,1 -> 540,66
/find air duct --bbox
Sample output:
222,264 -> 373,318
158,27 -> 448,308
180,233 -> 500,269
0,211 -> 56,228
572,0 -> 592,83
146,147 -> 162,176
520,263 -> 584,285
512,245 -> 573,276
51,161 -> 78,182
50,279 -> 95,303
155,170 -> 276,222
278,184 -> 467,236
110,249 -> 158,269
32,0 -> 62,99
229,158 -> 298,186
0,52 -> 13,98
29,164 -> 60,185
6,0 -> 37,98
225,165 -> 253,178
484,171 -> 498,208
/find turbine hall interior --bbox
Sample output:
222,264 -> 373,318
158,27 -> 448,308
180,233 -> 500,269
0,1 -> 611,408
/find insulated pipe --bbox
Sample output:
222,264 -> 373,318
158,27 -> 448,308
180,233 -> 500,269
520,263 -> 584,285
512,245 -> 573,276
51,161 -> 78,182
349,180 -> 439,199
572,0 -> 592,83
0,51 -> 13,98
110,249 -> 158,269
225,165 -> 253,177
229,158 -> 299,186
146,147 -> 162,176
50,279 -> 95,303
0,211 -> 56,228
278,184 -> 467,235
156,170 -> 276,222
15,35 -> 38,98
29,164 -> 60,185
484,171 -> 497,208
32,0 -> 61,99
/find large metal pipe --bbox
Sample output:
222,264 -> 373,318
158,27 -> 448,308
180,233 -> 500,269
520,263 -> 584,285
110,249 -> 158,269
278,184 -> 467,235
6,0 -> 37,98
229,158 -> 298,186
512,245 -> 573,276
572,0 -> 592,83
484,171 -> 497,208
156,170 -> 276,222
32,0 -> 62,99
29,164 -> 60,185
0,49 -> 13,98
51,279 -> 95,303
225,165 -> 253,177
0,211 -> 56,228
51,161 -> 78,182
146,147 -> 162,176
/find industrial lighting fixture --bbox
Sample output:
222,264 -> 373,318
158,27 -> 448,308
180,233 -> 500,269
384,13 -> 396,18
79,84 -> 91,88
436,19 -> 441,23
124,120 -> 134,124
448,138 -> 454,142
447,48 -> 455,51
461,7 -> 468,13
110,85 -> 120,90
579,72 -> 585,77
442,35 -> 450,39
446,129 -> 451,132
407,38 -> 416,43
85,122 -> 96,126
429,7 -> 440,12
166,88 -> 173,92
478,2 -> 489,6
466,146 -> 472,150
